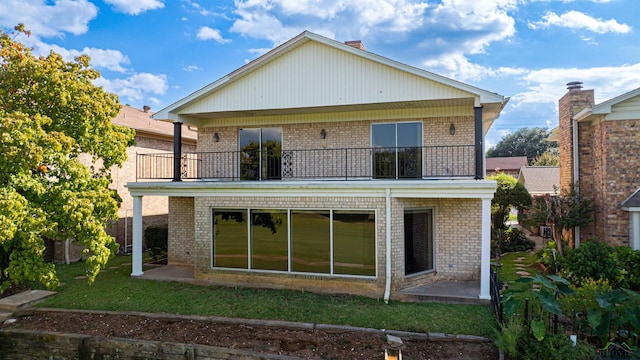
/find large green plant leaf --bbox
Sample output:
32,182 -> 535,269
531,319 -> 546,341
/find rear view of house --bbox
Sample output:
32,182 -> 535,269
127,31 -> 508,300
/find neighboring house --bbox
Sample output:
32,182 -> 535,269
558,82 -> 640,249
127,31 -> 508,301
49,105 -> 197,262
486,156 -> 528,179
517,166 -> 560,196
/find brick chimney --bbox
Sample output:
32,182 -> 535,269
344,40 -> 366,51
558,81 -> 594,192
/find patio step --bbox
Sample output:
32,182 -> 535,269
0,290 -> 57,312
396,281 -> 490,305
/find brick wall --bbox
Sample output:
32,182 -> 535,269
196,116 -> 475,179
108,133 -> 196,250
171,195 -> 482,297
560,85 -> 639,246
558,87 -> 594,192
168,197 -> 195,266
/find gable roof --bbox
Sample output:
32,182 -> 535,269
622,188 -> 640,211
486,156 -> 528,172
153,31 -> 507,132
517,166 -> 560,196
575,87 -> 640,123
115,105 -> 197,142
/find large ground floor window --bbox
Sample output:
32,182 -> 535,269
212,208 -> 376,277
404,209 -> 434,275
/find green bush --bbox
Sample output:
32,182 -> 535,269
612,246 -> 640,290
144,224 -> 168,258
563,239 -> 617,287
563,239 -> 640,290
499,228 -> 536,254
516,333 -> 595,360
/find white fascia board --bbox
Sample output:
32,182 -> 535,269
127,180 -> 497,199
623,207 -> 640,212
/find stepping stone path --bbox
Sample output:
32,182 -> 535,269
512,257 -> 531,277
0,290 -> 56,323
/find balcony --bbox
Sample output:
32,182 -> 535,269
136,145 -> 477,181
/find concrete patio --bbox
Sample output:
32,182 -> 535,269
137,265 -> 488,305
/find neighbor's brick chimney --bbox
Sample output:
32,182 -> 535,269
558,81 -> 594,192
345,40 -> 366,51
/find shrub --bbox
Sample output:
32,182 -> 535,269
612,246 -> 640,290
516,333 -> 595,360
563,239 -> 617,287
144,224 -> 168,258
559,278 -> 612,318
499,228 -> 536,254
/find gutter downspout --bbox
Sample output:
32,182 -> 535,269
572,117 -> 581,247
383,188 -> 392,304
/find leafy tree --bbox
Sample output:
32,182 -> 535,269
525,185 -> 595,255
0,25 -> 135,292
487,127 -> 557,162
489,173 -> 532,231
531,149 -> 559,166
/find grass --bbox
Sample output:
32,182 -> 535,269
496,251 -> 541,292
34,254 -> 498,338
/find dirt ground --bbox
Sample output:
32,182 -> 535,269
2,310 -> 499,359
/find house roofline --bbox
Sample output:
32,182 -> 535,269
153,31 -> 507,122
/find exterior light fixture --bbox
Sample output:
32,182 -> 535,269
214,132 -> 220,142
320,128 -> 327,139
449,124 -> 455,135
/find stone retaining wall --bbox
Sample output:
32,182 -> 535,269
0,328 -> 301,360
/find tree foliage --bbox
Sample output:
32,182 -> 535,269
531,150 -> 559,166
525,185 -> 595,255
0,25 -> 135,291
487,127 -> 557,162
489,173 -> 532,231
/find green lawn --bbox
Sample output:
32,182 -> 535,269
496,251 -> 540,290
35,254 -> 497,338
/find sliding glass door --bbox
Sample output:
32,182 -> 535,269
372,122 -> 422,179
239,128 -> 282,180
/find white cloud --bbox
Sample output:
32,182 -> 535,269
509,63 -> 640,108
40,43 -> 130,72
422,53 -> 526,82
0,0 -> 98,37
103,0 -> 164,15
94,73 -> 169,102
528,10 -> 631,34
182,64 -> 202,72
196,26 -> 231,43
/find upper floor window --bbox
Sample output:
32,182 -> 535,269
371,122 -> 422,179
239,128 -> 282,180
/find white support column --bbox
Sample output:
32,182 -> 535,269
632,212 -> 640,251
479,197 -> 492,300
131,195 -> 144,277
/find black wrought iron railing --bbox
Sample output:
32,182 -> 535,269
136,145 -> 476,181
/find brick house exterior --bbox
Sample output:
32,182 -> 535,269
127,31 -> 508,300
50,106 -> 197,263
558,83 -> 640,249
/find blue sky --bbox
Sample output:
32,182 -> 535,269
1,0 -> 639,148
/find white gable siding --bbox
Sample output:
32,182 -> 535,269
606,95 -> 640,121
180,41 -> 474,115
